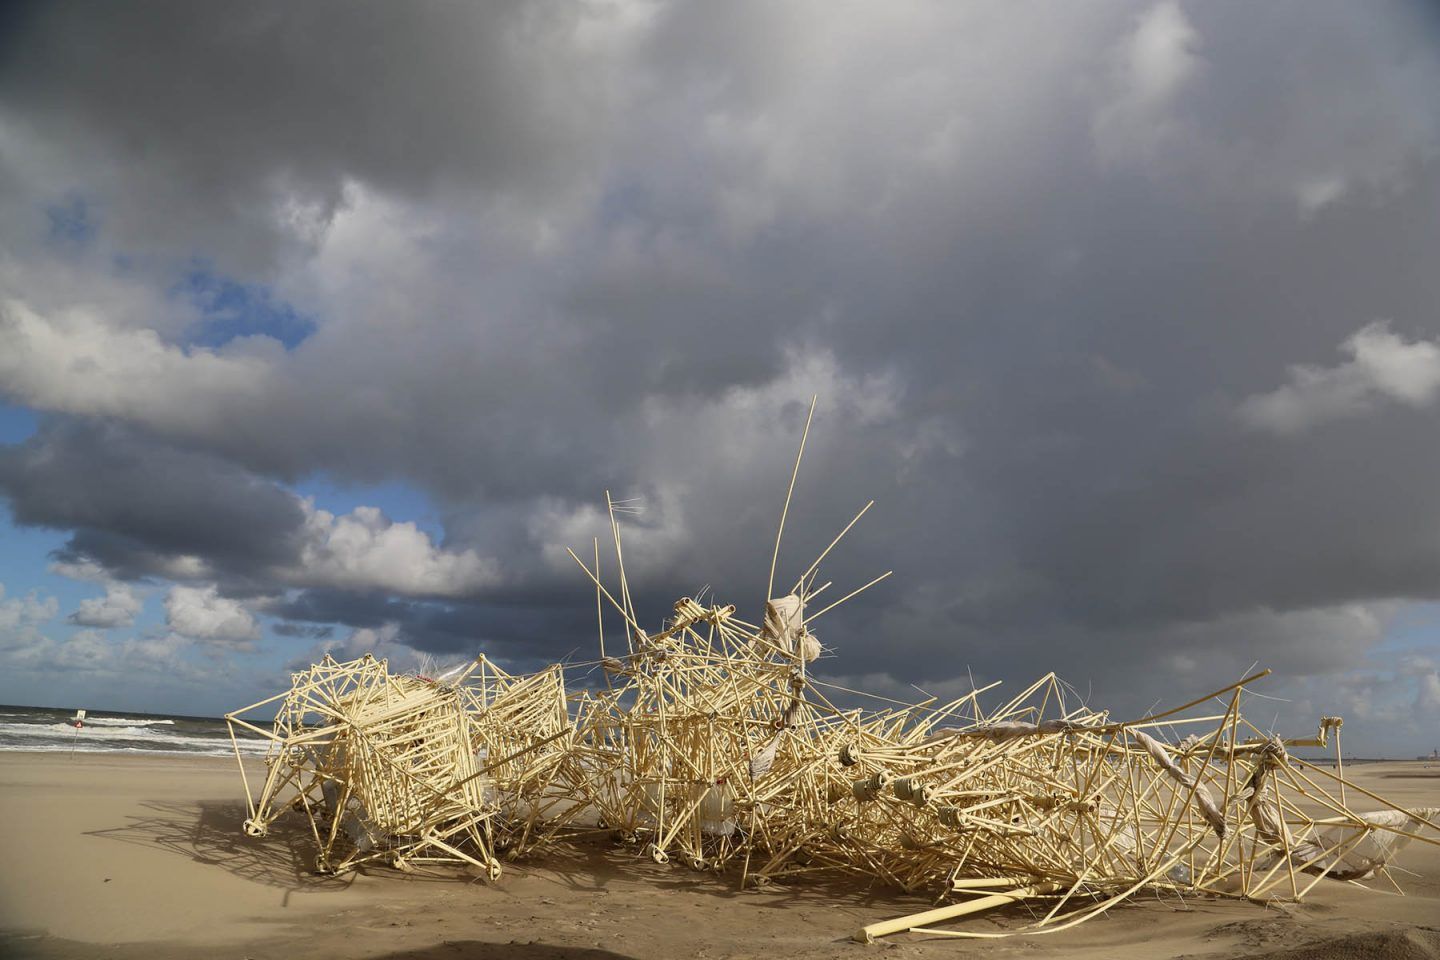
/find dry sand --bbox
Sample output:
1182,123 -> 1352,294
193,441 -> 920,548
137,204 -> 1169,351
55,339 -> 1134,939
1,752 -> 1437,960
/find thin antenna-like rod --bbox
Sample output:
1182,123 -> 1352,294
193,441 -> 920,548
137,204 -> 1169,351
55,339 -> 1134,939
594,538 -> 613,692
606,490 -> 637,654
802,570 -> 893,625
566,548 -> 644,638
768,395 -> 817,602
793,500 -> 873,595
1116,669 -> 1272,730
594,538 -> 605,661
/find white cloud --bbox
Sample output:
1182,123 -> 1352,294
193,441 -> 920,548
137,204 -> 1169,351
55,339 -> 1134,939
0,3 -> 1437,754
48,559 -> 109,582
532,346 -> 908,578
1120,1 -> 1201,108
1088,4 -> 1436,213
1239,322 -> 1440,434
0,628 -> 204,681
1415,669 -> 1440,719
53,561 -> 156,630
281,501 -> 501,598
1278,642 -> 1440,753
152,555 -> 214,581
70,582 -> 144,629
1093,1 -> 1203,167
0,583 -> 60,631
289,621 -> 430,675
1297,176 -> 1348,217
0,297 -> 277,435
164,584 -> 260,643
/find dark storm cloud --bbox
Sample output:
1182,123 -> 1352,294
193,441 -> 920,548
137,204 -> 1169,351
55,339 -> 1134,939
0,418 -> 506,617
0,419 -> 305,581
266,588 -> 422,633
0,0 -> 624,272
268,622 -> 333,640
267,585 -> 600,669
2,0 -> 1440,739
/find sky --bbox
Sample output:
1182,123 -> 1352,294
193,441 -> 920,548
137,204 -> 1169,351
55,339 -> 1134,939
1,1 -> 1439,754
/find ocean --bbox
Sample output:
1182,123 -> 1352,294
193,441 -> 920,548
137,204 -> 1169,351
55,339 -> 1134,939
0,703 -> 270,758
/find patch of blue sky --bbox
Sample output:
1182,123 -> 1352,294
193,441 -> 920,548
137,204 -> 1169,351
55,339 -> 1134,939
295,476 -> 446,542
0,405 -> 37,445
0,503 -> 177,638
1374,601 -> 1440,657
0,511 -> 86,608
249,625 -> 327,675
174,262 -> 316,350
0,510 -> 61,582
44,194 -> 96,251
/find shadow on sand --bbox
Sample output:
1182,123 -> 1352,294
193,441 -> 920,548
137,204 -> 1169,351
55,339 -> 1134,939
519,836 -> 915,915
82,797 -> 917,917
358,945 -> 639,960
81,797 -> 361,896
0,932 -> 641,960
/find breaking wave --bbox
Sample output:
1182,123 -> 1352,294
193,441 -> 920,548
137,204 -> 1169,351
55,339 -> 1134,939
83,716 -> 176,727
0,707 -> 268,757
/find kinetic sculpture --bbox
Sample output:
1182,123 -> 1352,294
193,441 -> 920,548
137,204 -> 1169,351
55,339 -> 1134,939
226,654 -> 574,877
227,400 -> 1439,940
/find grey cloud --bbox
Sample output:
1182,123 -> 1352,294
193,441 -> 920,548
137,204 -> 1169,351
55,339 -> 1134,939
0,2 -> 1439,752
0,419 -> 493,601
265,585 -> 600,669
0,0 -> 629,272
68,582 -> 143,628
1237,322 -> 1440,433
0,419 -> 304,581
269,622 -> 334,640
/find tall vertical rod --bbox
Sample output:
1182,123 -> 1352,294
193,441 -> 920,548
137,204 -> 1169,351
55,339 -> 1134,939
768,395 -> 817,604
606,490 -> 637,655
595,537 -> 613,691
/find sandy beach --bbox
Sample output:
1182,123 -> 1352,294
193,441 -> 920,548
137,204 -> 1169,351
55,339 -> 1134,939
1,752 -> 1437,960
